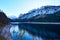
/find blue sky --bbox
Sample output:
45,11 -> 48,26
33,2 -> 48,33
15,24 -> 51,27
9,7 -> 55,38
0,0 -> 60,17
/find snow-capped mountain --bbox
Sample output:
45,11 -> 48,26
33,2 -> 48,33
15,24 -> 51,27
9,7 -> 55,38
19,6 -> 60,20
9,16 -> 17,20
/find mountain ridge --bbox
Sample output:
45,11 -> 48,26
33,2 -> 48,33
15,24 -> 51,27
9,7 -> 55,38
18,6 -> 60,22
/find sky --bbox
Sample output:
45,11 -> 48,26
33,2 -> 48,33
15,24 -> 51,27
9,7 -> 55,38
0,0 -> 60,17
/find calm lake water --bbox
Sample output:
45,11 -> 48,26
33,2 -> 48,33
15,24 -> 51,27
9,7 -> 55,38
4,22 -> 60,40
10,23 -> 43,40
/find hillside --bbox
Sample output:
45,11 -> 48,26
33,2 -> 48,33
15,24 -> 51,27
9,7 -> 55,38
19,6 -> 60,22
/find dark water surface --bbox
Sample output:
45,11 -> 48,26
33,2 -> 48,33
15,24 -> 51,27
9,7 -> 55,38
19,23 -> 60,38
10,23 -> 43,40
3,22 -> 60,40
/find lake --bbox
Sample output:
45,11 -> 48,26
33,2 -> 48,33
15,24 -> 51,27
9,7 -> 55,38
10,22 -> 43,40
2,22 -> 60,40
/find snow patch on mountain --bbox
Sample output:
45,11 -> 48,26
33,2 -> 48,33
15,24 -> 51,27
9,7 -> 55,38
19,6 -> 60,19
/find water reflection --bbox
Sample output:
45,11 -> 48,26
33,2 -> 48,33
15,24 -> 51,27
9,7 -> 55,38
1,23 -> 60,40
1,24 -> 12,40
10,25 -> 20,40
10,25 -> 42,40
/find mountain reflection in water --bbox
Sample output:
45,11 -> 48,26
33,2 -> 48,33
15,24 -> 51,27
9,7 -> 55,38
1,22 -> 60,40
10,24 -> 42,40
